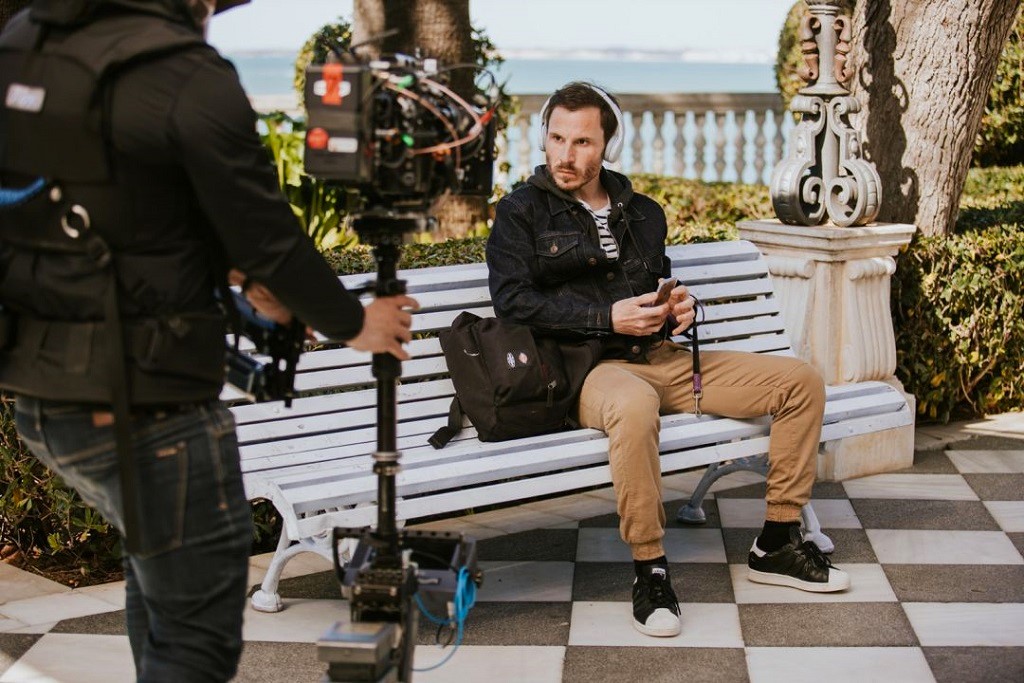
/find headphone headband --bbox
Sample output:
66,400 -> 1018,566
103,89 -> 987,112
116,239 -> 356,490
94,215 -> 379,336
539,84 -> 625,163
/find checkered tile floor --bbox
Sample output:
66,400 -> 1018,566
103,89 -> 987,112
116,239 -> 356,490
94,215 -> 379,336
2,437 -> 1022,682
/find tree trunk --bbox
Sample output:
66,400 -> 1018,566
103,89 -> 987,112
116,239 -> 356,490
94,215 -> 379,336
0,0 -> 31,31
353,0 -> 485,240
849,0 -> 1020,236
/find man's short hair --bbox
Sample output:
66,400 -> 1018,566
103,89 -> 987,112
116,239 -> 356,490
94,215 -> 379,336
543,81 -> 621,146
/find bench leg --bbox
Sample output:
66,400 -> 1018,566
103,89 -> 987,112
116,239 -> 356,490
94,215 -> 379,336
250,525 -> 346,613
676,455 -> 769,524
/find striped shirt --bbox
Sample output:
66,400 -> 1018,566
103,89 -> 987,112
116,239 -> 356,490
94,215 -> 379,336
580,200 -> 619,261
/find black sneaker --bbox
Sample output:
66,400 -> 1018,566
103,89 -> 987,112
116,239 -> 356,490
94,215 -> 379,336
632,564 -> 681,637
748,526 -> 851,592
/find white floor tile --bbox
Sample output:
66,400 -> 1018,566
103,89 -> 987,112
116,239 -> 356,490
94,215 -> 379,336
983,501 -> 1024,532
476,561 -> 574,602
729,563 -> 896,603
73,581 -> 126,609
242,598 -> 347,643
946,450 -> 1024,473
716,498 -> 861,529
411,645 -> 564,683
0,592 -> 122,627
0,633 -> 134,683
0,617 -> 26,634
518,492 -> 618,521
746,647 -> 933,683
903,603 -> 1024,646
866,529 -> 1024,565
568,601 -> 743,647
843,473 -> 978,500
0,564 -> 70,605
575,527 -> 726,563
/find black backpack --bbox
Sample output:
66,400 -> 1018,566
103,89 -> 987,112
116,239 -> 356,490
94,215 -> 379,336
429,312 -> 601,448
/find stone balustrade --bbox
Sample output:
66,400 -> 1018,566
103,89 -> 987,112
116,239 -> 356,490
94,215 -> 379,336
501,93 -> 791,186
251,92 -> 792,186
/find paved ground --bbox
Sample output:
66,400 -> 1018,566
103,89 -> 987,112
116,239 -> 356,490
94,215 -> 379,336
1,414 -> 1022,682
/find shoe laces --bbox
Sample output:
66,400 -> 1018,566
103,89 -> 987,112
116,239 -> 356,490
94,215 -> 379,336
644,573 -> 680,613
798,540 -> 835,571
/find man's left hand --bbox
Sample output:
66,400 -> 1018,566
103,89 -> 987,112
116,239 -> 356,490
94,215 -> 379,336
667,283 -> 696,335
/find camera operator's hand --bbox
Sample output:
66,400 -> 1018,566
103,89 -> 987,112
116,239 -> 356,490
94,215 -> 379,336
228,269 -> 292,325
611,292 -> 670,336
347,295 -> 420,360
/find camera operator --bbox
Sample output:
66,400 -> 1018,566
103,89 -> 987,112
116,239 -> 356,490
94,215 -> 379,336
0,1 -> 417,681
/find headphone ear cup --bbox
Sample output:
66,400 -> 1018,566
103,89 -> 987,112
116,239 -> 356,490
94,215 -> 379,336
604,123 -> 624,163
538,96 -> 552,152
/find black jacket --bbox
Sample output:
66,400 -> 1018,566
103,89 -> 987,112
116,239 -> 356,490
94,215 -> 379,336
486,165 -> 671,361
0,0 -> 364,403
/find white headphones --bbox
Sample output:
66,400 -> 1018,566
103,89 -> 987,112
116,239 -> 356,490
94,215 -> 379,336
539,83 -> 625,163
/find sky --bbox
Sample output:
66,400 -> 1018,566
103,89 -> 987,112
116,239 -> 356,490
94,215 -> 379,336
207,0 -> 798,57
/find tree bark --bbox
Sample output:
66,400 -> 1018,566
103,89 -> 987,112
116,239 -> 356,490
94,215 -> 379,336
353,0 -> 484,239
849,0 -> 1021,235
0,0 -> 31,31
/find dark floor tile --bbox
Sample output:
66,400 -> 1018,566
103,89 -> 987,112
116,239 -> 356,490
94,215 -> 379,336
884,565 -> 1024,603
924,646 -> 1024,683
50,609 -> 126,635
739,603 -> 917,647
563,646 -> 749,683
571,562 -> 734,603
852,499 -> 1000,530
418,602 -> 570,646
964,474 -> 1024,501
905,449 -> 958,474
721,527 -> 877,564
714,479 -> 848,500
235,642 -> 322,683
951,435 -> 1024,450
0,634 -> 42,677
275,570 -> 341,600
1009,532 -> 1024,559
476,528 -> 579,561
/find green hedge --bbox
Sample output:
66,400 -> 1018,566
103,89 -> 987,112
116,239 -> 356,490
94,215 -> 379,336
893,166 -> 1024,420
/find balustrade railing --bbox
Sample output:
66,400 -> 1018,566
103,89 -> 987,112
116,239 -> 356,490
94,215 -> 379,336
252,91 -> 792,186
502,93 -> 792,187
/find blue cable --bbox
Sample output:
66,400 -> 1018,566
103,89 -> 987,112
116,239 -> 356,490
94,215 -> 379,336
412,566 -> 477,672
0,177 -> 46,208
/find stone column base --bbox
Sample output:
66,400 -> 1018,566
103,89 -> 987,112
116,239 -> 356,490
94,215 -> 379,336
818,421 -> 915,481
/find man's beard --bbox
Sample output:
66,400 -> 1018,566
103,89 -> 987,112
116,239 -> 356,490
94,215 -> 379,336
551,162 -> 599,194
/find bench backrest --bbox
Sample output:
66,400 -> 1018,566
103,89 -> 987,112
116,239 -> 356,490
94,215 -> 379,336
229,239 -> 789,425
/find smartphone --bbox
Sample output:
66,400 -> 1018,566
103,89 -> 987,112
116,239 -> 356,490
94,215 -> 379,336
649,277 -> 677,307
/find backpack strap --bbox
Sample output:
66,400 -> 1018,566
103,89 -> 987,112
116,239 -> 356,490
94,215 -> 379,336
428,398 -> 464,449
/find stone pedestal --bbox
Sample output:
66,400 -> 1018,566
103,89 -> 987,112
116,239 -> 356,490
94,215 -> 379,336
737,219 -> 917,480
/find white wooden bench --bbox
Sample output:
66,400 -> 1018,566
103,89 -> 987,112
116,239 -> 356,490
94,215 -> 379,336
227,239 -> 914,613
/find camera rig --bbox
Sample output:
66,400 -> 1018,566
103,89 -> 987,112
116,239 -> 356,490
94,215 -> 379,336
301,46 -> 498,682
224,289 -> 306,407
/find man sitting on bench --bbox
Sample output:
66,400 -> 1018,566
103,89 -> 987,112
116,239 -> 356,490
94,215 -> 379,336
486,81 -> 850,638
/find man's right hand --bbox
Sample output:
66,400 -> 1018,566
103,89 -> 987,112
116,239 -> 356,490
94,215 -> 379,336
346,295 -> 420,360
611,292 -> 670,336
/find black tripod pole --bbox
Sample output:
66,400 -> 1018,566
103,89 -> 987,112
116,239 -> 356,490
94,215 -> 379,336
370,239 -> 405,563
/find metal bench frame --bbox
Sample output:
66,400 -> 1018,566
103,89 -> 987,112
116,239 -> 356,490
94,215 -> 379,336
227,240 -> 914,613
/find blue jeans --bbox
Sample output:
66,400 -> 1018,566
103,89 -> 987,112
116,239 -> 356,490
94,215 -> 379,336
15,397 -> 253,683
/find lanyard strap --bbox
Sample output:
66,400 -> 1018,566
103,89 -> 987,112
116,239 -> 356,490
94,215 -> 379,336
682,295 -> 704,416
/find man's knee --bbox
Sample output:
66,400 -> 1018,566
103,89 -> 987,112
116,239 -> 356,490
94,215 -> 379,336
787,361 -> 825,407
603,390 -> 661,432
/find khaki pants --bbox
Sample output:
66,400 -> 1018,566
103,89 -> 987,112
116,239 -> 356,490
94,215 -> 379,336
576,342 -> 825,561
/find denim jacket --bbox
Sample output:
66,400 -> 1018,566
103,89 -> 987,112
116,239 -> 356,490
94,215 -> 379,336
486,165 -> 672,361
